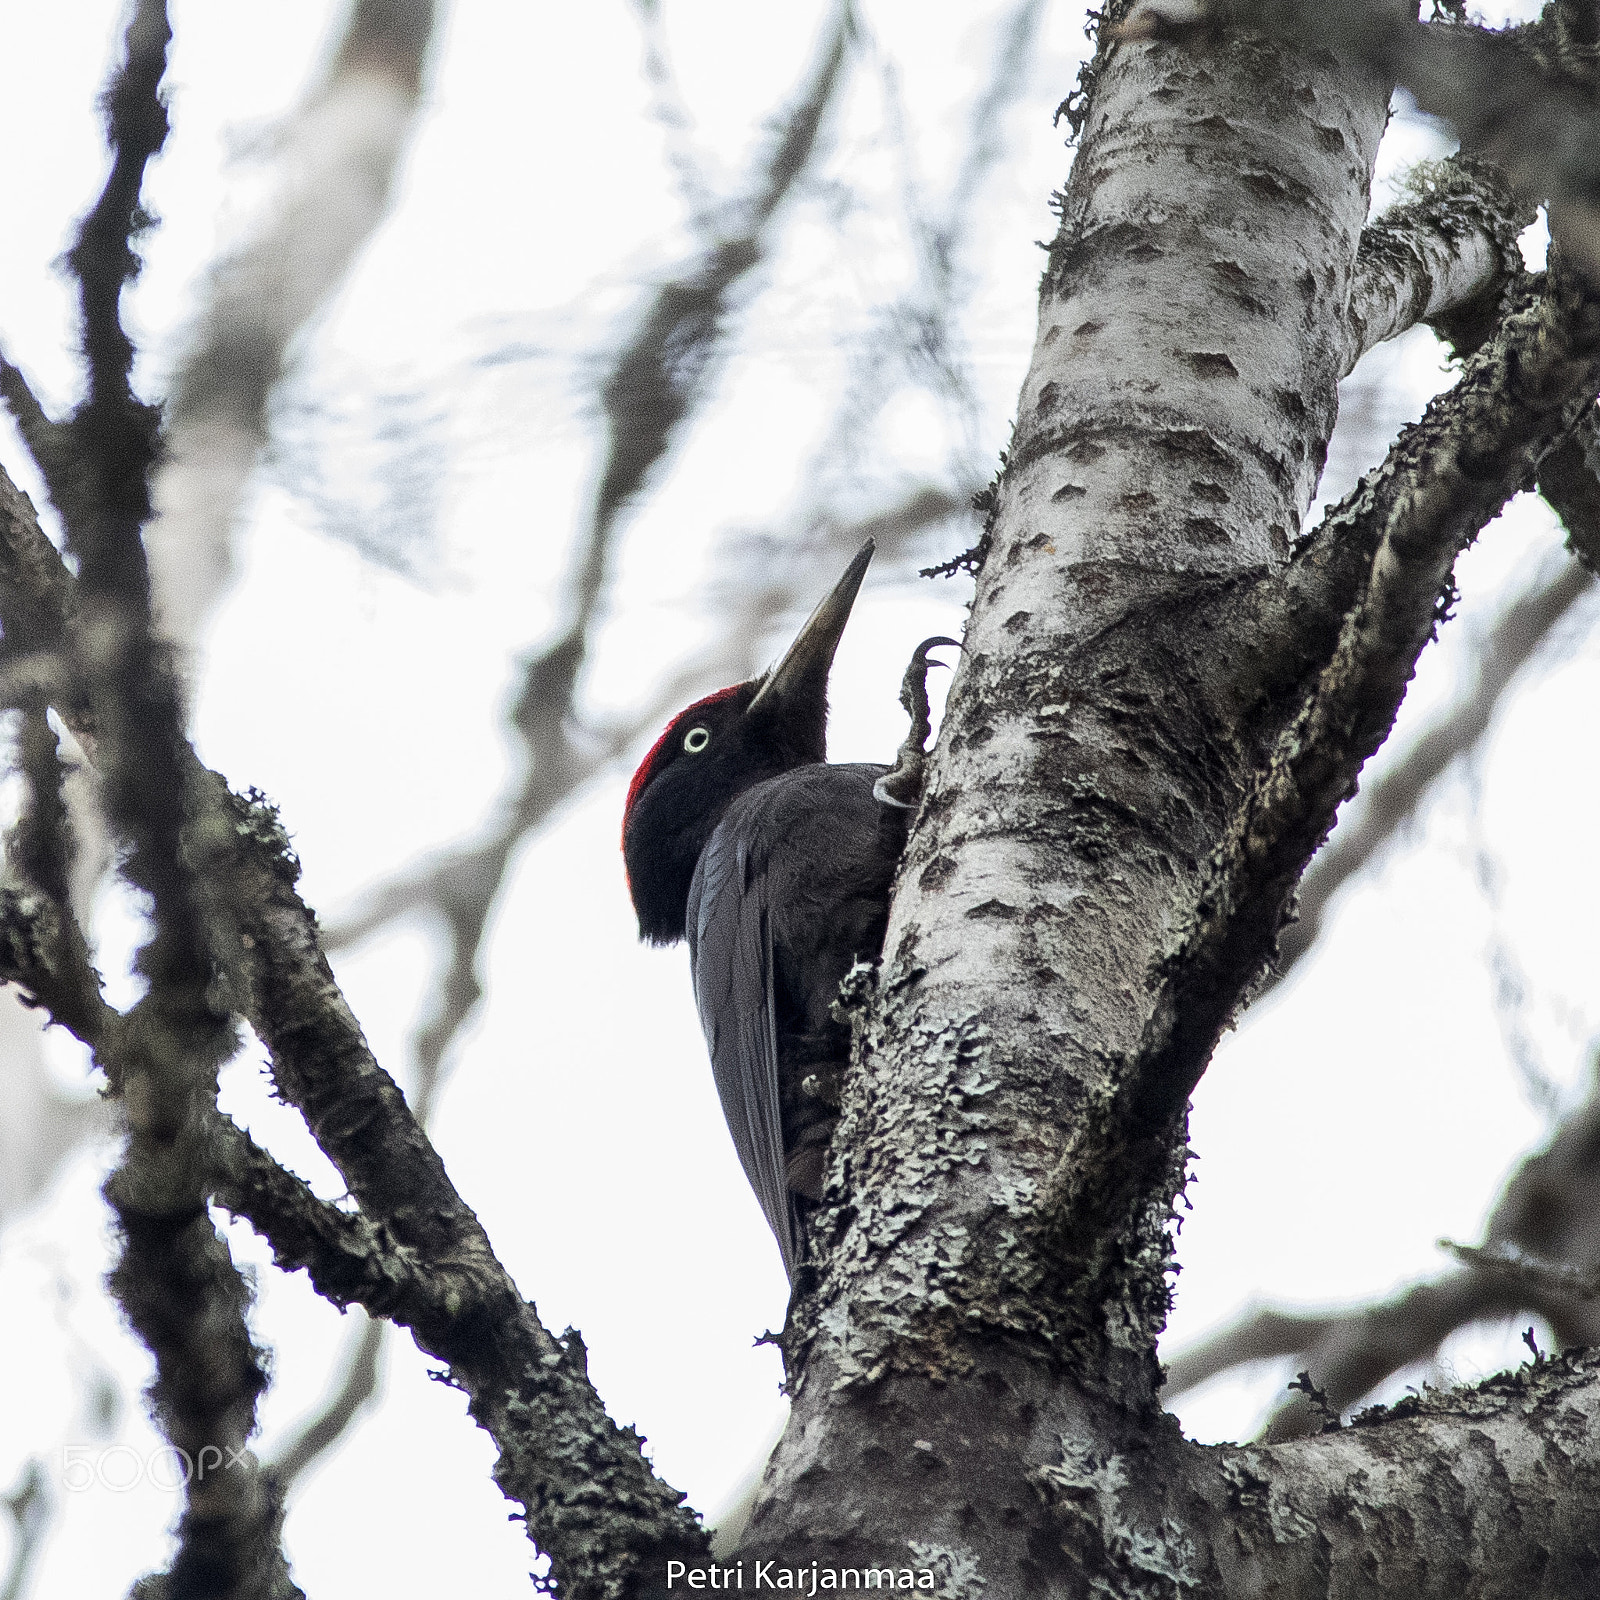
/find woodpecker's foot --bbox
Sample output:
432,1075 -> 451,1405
786,1147 -> 827,1202
786,1119 -> 837,1202
800,1064 -> 846,1110
874,635 -> 961,810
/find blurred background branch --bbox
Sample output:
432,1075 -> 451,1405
0,1461 -> 49,1600
1165,1038 -> 1600,1439
146,0 -> 441,660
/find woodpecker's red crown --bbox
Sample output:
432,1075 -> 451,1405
621,540 -> 874,945
622,684 -> 743,838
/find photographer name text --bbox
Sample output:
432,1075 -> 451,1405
666,1561 -> 935,1592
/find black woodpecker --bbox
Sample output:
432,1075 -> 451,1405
622,540 -> 953,1282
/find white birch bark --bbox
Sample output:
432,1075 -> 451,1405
731,16 -> 1600,1595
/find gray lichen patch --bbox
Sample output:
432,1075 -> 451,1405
1034,1433 -> 1205,1600
788,993 -> 1022,1385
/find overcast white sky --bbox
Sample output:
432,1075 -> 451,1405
0,1 -> 1592,1595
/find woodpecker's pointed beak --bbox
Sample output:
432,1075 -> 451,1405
748,539 -> 874,718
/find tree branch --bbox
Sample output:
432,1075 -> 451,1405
1131,269 -> 1600,1136
1152,1349 -> 1600,1595
817,0 -> 1044,474
592,0 -> 852,546
0,356 -> 86,532
1555,0 -> 1600,51
0,1460 -> 51,1600
3,710 -> 118,1050
212,788 -> 709,1592
1166,1267 -> 1579,1441
0,468 -> 92,735
209,1116 -> 434,1316
1344,156 -> 1530,371
0,459 -> 708,1592
1540,407 -> 1600,572
1269,548 -> 1594,990
1038,1343 -> 1600,1593
263,1315 -> 384,1488
0,466 -> 112,1215
49,9 -> 296,1592
1164,1037 -> 1600,1438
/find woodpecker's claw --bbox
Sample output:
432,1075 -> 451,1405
801,1065 -> 845,1109
873,635 -> 961,810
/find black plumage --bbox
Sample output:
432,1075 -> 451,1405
686,762 -> 898,1277
621,542 -> 911,1280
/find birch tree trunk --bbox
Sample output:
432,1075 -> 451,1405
731,13 -> 1600,1595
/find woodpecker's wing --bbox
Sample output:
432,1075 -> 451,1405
687,820 -> 799,1280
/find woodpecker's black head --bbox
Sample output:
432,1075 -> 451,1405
622,540 -> 873,944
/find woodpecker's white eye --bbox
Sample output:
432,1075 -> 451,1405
683,726 -> 711,754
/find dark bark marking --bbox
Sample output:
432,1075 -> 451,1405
965,899 -> 1021,920
1182,351 -> 1240,379
1183,517 -> 1229,546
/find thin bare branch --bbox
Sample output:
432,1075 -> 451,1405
0,501 -> 112,1216
1488,1064 -> 1600,1306
0,463 -> 120,1228
0,356 -> 84,530
591,0 -> 853,557
319,0 -> 857,1105
626,0 -> 718,228
4,709 -> 117,1049
1166,1270 -> 1572,1440
209,1116 -> 433,1314
1164,1304 -> 1341,1398
325,481 -> 967,957
1445,1240 -> 1600,1304
819,0 -> 1045,474
0,469 -> 91,731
